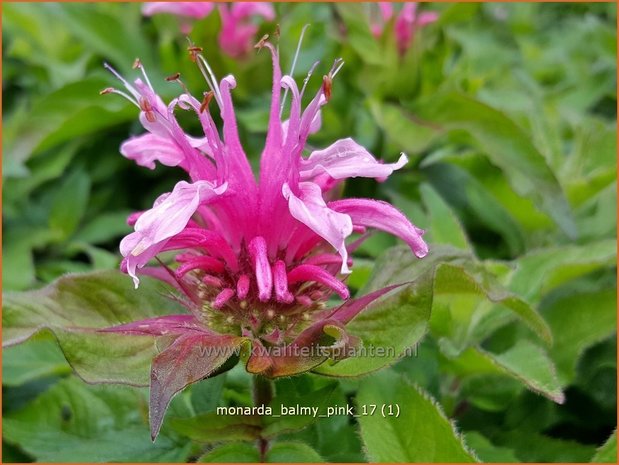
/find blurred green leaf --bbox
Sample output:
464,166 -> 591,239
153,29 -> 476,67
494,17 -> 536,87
48,169 -> 91,240
2,337 -> 71,387
3,377 -> 190,462
411,92 -> 577,238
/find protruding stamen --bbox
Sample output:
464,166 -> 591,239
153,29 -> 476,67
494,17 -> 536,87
132,57 -> 154,91
300,61 -> 320,98
187,45 -> 203,62
280,24 -> 310,116
213,288 -> 235,309
200,91 -> 215,113
330,58 -> 345,78
322,75 -> 332,102
100,87 -> 115,95
139,96 -> 157,123
165,72 -> 181,82
254,34 -> 270,51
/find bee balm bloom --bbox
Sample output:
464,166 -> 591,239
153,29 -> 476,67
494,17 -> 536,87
102,39 -> 427,439
143,2 -> 275,57
372,2 -> 438,55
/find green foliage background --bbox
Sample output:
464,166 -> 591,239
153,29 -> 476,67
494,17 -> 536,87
2,2 -> 617,463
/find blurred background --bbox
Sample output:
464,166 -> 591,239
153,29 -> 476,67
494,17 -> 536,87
2,2 -> 617,463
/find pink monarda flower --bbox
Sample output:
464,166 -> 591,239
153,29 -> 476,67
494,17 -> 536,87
101,38 -> 427,438
142,2 -> 275,57
371,2 -> 439,55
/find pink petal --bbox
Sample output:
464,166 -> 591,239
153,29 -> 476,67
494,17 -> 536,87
142,2 -> 214,19
120,133 -> 185,170
273,260 -> 294,303
287,264 -> 350,300
236,274 -> 250,300
329,198 -> 428,258
175,255 -> 225,277
120,180 -> 227,287
149,332 -> 244,439
248,236 -> 273,302
283,182 -> 353,274
417,11 -> 439,27
213,288 -> 235,308
300,138 -> 408,181
230,2 -> 275,21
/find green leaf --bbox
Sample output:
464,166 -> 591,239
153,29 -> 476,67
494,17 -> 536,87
72,210 -> 132,245
266,442 -> 325,463
191,374 -> 227,414
48,169 -> 91,240
494,431 -> 596,463
420,183 -> 470,249
313,270 -> 433,377
464,432 -> 519,462
442,340 -> 564,404
370,101 -> 437,155
335,4 -> 383,66
592,430 -> 617,463
2,336 -> 71,386
171,413 -> 262,443
411,92 -> 577,237
506,240 -> 616,302
543,286 -> 617,384
356,371 -> 478,462
263,384 -> 338,438
199,442 -> 260,463
198,441 -> 324,463
2,270 -> 184,386
3,377 -> 190,462
434,262 -> 552,347
4,76 -> 135,166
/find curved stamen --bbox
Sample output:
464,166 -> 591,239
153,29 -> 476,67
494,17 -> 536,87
280,23 -> 311,117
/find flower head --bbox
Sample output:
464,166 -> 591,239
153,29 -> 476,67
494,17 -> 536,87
102,35 -> 427,439
143,2 -> 275,56
371,2 -> 439,55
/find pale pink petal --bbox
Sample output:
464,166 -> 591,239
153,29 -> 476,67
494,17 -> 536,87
300,138 -> 408,181
120,133 -> 185,170
282,182 -> 353,274
329,198 -> 428,258
417,11 -> 439,27
230,2 -> 275,21
142,2 -> 214,19
121,180 -> 227,287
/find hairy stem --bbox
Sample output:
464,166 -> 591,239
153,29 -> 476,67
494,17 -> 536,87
253,375 -> 274,462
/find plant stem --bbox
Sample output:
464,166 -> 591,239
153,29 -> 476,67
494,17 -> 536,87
252,375 -> 274,462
